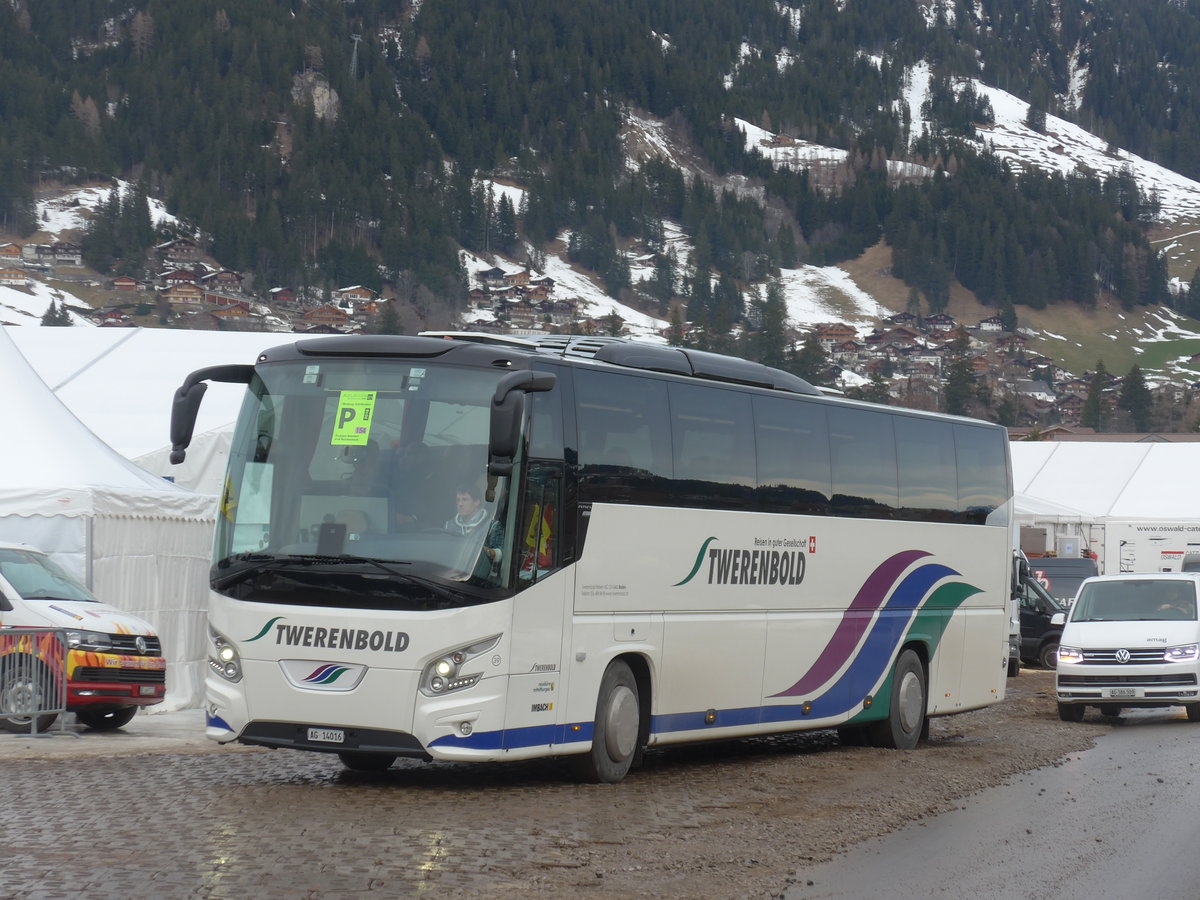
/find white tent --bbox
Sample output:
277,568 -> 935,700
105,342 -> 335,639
4,326 -> 274,494
0,328 -> 217,709
1011,441 -> 1200,571
1011,441 -> 1200,519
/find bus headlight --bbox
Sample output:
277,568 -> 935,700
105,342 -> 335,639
208,626 -> 243,683
1166,644 -> 1199,662
1058,646 -> 1083,665
420,635 -> 502,697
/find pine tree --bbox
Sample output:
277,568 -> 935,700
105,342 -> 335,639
1080,362 -> 1110,431
1118,365 -> 1153,432
374,300 -> 403,335
792,332 -> 828,385
943,333 -> 975,415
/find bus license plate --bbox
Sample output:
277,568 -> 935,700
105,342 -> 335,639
1104,688 -> 1137,699
308,727 -> 345,744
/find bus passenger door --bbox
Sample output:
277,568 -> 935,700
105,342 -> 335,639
503,402 -> 571,750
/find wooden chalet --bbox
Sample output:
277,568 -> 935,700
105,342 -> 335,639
925,312 -> 957,332
162,282 -> 204,306
477,267 -> 507,288
334,285 -> 375,305
0,268 -> 27,286
300,303 -> 352,329
156,237 -> 202,262
112,275 -> 147,292
977,315 -> 1005,332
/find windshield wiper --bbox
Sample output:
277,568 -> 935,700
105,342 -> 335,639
215,552 -> 460,602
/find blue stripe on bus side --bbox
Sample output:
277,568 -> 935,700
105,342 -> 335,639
431,563 -> 965,752
428,722 -> 594,751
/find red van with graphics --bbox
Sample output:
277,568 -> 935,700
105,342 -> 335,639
0,542 -> 165,732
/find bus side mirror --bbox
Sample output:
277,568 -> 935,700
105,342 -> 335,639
169,364 -> 254,464
489,370 -> 556,476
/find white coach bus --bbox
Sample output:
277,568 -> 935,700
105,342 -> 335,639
170,333 -> 1012,782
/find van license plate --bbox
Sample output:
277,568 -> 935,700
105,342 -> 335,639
138,686 -> 156,696
307,727 -> 345,744
1104,688 -> 1137,698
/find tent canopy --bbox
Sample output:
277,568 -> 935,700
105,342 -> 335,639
1011,441 -> 1200,521
0,327 -> 216,709
5,326 -> 272,459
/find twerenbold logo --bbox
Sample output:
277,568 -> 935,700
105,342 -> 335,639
302,664 -> 352,685
674,536 -> 809,587
245,616 -> 286,642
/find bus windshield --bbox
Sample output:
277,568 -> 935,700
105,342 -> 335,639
213,358 -> 520,608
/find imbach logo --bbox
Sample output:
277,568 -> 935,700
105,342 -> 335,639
674,536 -> 811,587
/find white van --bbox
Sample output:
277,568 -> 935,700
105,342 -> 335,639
1056,572 -> 1200,722
0,542 -> 165,732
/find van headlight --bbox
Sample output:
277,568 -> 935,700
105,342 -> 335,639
65,630 -> 112,651
1058,646 -> 1083,664
207,626 -> 242,683
1165,644 -> 1199,662
420,635 -> 501,697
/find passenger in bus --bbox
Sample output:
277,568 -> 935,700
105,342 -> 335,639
445,482 -> 503,565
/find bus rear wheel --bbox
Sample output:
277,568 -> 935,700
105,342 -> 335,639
868,649 -> 926,750
572,660 -> 641,784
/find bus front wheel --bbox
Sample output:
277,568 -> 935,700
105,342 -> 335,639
338,751 -> 396,772
572,660 -> 641,784
868,649 -> 926,750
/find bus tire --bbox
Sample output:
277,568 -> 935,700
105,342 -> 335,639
76,706 -> 138,731
338,751 -> 396,772
572,659 -> 640,784
0,660 -> 59,734
867,649 -> 926,750
1007,656 -> 1020,678
837,726 -> 869,747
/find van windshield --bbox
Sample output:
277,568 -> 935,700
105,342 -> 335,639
1071,579 -> 1198,622
0,549 -> 98,603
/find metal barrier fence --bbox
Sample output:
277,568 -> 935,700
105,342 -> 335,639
0,627 -> 69,736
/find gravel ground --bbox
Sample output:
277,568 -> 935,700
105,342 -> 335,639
473,667 -> 1102,900
1,669 -> 1102,900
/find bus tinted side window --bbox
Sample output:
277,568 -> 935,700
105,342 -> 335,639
894,416 -> 957,522
668,383 -> 755,510
828,407 -> 898,519
753,395 -> 832,515
575,370 -> 672,505
955,423 -> 1010,526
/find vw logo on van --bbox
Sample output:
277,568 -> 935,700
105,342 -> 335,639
135,636 -> 147,655
1115,648 -> 1131,664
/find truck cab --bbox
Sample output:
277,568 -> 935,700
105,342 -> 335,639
1017,574 -> 1066,669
